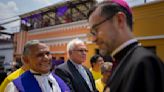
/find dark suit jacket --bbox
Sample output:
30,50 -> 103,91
55,60 -> 98,92
105,42 -> 164,92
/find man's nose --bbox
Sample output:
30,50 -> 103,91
43,54 -> 50,60
82,51 -> 87,54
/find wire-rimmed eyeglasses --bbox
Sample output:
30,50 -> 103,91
89,14 -> 115,36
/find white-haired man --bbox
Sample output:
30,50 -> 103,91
55,38 -> 98,92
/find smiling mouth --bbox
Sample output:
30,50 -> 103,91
40,63 -> 50,67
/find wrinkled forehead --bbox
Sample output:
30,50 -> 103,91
74,43 -> 86,49
29,43 -> 49,52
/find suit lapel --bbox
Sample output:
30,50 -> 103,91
67,60 -> 91,91
108,57 -> 129,92
107,44 -> 139,92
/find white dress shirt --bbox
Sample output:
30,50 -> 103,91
4,70 -> 61,92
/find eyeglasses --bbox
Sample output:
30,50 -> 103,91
73,49 -> 88,53
90,14 -> 115,36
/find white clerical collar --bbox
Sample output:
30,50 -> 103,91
30,69 -> 50,76
111,39 -> 138,58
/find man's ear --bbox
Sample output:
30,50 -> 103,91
69,51 -> 72,55
22,56 -> 29,64
116,12 -> 126,29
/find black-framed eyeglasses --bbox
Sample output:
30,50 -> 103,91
90,14 -> 116,36
73,49 -> 88,53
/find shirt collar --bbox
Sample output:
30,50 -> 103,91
69,59 -> 82,69
111,39 -> 138,58
30,69 -> 50,76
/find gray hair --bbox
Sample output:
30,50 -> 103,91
23,40 -> 40,56
101,62 -> 113,74
67,38 -> 85,53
